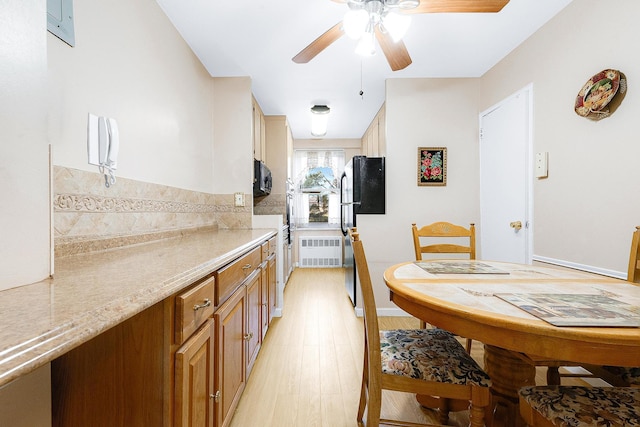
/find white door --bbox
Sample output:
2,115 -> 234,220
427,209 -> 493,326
479,85 -> 533,264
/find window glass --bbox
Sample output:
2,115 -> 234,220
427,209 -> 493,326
292,150 -> 345,228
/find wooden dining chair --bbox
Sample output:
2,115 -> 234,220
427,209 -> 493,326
628,225 -> 640,283
350,229 -> 491,427
519,385 -> 640,427
411,222 -> 475,353
543,225 -> 640,388
411,222 -> 476,261
574,225 -> 640,388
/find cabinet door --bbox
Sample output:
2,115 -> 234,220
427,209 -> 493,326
268,255 -> 277,323
260,266 -> 269,338
245,272 -> 261,376
214,286 -> 246,427
175,319 -> 215,427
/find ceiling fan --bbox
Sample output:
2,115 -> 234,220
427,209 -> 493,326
292,0 -> 510,71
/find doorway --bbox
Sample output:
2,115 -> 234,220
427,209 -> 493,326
479,85 -> 533,264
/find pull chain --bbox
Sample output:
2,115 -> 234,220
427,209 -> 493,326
359,60 -> 364,99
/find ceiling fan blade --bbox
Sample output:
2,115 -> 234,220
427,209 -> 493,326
375,28 -> 412,71
292,22 -> 345,64
406,0 -> 510,14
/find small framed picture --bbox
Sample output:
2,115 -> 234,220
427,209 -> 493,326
417,147 -> 447,186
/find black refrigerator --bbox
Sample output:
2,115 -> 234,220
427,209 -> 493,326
340,156 -> 386,306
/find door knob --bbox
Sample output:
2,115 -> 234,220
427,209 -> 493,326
510,221 -> 523,231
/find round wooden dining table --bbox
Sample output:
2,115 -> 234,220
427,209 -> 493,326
383,260 -> 640,427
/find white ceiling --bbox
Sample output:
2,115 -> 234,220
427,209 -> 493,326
156,0 -> 572,140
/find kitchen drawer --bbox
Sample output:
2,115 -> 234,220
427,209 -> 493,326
175,275 -> 215,344
268,236 -> 276,257
261,241 -> 269,263
215,246 -> 261,305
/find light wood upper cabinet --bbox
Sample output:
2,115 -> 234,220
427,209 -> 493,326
361,104 -> 386,157
265,115 -> 292,191
252,97 -> 266,161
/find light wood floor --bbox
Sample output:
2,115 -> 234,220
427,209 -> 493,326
229,268 -> 585,427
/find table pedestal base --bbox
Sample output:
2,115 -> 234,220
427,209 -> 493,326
484,345 -> 536,427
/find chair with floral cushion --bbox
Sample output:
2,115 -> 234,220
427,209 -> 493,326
527,226 -> 640,387
518,385 -> 640,427
574,226 -> 640,388
628,225 -> 640,284
350,228 -> 491,427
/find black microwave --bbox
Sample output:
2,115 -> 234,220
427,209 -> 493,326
253,159 -> 272,197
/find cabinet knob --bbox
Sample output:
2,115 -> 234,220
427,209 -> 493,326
210,390 -> 221,402
243,332 -> 254,341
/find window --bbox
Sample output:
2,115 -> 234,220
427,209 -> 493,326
292,150 -> 345,228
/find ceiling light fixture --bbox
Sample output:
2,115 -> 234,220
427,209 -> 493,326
343,0 -> 417,56
310,105 -> 331,137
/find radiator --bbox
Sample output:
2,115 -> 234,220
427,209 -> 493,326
298,236 -> 342,268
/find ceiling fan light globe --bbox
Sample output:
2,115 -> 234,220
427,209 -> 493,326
344,9 -> 369,40
355,30 -> 376,56
382,11 -> 411,42
347,0 -> 366,8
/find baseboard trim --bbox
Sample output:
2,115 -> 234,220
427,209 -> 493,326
533,255 -> 626,280
353,307 -> 412,318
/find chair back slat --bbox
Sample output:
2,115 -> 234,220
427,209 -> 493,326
412,222 -> 476,260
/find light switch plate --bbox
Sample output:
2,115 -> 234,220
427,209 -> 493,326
535,152 -> 548,178
234,192 -> 244,207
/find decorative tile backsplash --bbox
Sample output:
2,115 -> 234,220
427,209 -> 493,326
54,166 -> 251,257
253,192 -> 286,217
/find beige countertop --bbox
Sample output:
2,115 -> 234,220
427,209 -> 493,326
0,228 -> 276,387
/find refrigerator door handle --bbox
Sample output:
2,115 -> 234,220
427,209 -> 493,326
340,172 -> 346,235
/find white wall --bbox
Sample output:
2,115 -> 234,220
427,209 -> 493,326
294,138 -> 362,161
360,78 -> 481,311
0,0 -> 50,291
48,0 -> 215,193
0,364 -> 51,427
479,0 -> 640,274
1,0 -> 223,292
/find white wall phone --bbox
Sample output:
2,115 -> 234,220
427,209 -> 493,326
88,114 -> 120,187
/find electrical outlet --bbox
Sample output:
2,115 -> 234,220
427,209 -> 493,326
234,192 -> 244,207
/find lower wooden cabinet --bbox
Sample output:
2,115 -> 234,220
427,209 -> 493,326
214,281 -> 247,427
260,266 -> 269,339
245,271 -> 261,376
267,254 -> 276,323
175,318 -> 216,427
50,236 -> 277,427
51,301 -> 167,427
